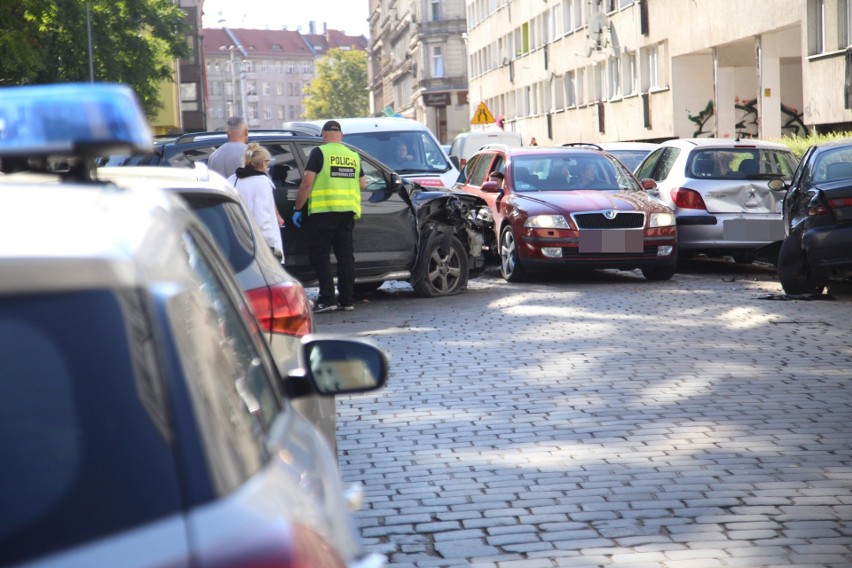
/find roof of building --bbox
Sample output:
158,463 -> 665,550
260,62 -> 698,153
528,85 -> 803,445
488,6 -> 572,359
303,30 -> 368,55
202,27 -> 366,58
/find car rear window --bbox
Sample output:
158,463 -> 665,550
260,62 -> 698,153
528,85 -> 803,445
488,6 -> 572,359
180,196 -> 256,273
688,148 -> 797,179
0,290 -> 182,565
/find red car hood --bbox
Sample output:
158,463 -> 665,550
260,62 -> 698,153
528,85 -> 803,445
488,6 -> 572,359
514,190 -> 669,214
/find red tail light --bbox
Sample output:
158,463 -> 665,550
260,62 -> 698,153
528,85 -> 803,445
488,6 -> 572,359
245,282 -> 312,337
670,187 -> 707,210
829,197 -> 852,208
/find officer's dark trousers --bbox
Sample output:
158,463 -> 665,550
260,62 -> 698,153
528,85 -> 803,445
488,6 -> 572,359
307,211 -> 355,307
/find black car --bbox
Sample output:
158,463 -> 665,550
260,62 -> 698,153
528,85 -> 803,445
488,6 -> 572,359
775,139 -> 852,294
108,131 -> 493,297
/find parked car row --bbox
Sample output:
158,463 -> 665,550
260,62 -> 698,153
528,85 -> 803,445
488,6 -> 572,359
455,135 -> 851,294
0,83 -> 388,568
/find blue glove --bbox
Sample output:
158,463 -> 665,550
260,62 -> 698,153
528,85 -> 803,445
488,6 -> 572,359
292,211 -> 302,228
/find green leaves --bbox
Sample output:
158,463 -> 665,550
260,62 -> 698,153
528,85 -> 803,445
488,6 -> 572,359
303,48 -> 369,119
0,0 -> 190,118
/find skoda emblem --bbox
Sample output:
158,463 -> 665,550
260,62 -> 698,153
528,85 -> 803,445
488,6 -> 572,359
604,210 -> 617,220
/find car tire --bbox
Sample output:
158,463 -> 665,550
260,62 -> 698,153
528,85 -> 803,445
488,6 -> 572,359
500,225 -> 527,282
412,232 -> 468,297
777,233 -> 825,295
641,263 -> 677,281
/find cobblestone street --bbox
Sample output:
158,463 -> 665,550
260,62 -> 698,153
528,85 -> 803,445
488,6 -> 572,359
316,261 -> 852,567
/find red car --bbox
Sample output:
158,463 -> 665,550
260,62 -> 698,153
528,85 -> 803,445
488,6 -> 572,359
458,146 -> 678,282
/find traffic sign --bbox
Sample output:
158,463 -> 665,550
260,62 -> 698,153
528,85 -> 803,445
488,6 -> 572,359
471,102 -> 495,125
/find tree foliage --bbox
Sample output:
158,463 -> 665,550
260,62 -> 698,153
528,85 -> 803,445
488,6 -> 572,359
0,0 -> 190,118
303,48 -> 369,119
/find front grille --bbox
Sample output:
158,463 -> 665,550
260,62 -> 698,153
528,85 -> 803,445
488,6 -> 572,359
572,211 -> 645,229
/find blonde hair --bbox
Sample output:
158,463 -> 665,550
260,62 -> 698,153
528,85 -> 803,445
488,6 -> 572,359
244,142 -> 270,170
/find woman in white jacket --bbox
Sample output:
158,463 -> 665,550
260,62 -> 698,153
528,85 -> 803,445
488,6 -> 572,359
228,143 -> 285,260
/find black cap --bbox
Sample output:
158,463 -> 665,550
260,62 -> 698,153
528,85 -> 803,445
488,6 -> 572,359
322,120 -> 342,132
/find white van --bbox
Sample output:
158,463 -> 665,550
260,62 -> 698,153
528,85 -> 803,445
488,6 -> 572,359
449,130 -> 524,168
282,117 -> 459,189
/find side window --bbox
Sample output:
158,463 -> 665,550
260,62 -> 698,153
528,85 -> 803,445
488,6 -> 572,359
469,153 -> 494,186
362,158 -> 389,192
175,229 -> 282,493
635,147 -> 664,180
266,142 -> 302,190
171,144 -> 219,167
491,156 -> 505,176
649,147 -> 680,181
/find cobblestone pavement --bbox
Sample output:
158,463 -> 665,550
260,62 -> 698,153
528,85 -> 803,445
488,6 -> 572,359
312,260 -> 852,568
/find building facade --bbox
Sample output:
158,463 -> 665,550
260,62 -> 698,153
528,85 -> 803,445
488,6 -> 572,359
201,26 -> 368,131
368,0 -> 470,144
464,0 -> 852,145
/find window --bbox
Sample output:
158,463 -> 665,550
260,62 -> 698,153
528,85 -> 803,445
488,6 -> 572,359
179,230 -> 281,492
562,0 -> 574,32
246,81 -> 257,96
841,0 -> 852,48
303,62 -> 312,73
641,43 -> 660,91
248,103 -> 258,119
263,105 -> 272,120
594,61 -> 606,102
608,56 -> 621,99
622,50 -> 637,96
576,67 -> 586,105
564,71 -> 576,107
262,82 -> 270,96
431,0 -> 440,20
808,0 -> 825,55
431,46 -> 444,77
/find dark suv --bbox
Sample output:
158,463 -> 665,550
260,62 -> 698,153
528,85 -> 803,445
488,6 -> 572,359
109,131 -> 493,297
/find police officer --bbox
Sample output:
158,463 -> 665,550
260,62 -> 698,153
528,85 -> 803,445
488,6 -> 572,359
292,120 -> 365,313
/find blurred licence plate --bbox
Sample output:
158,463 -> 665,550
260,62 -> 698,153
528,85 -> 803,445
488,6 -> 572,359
578,230 -> 643,253
723,219 -> 784,241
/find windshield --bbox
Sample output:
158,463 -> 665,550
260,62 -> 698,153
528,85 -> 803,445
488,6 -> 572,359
688,148 -> 797,180
511,153 -> 641,193
609,150 -> 652,173
343,131 -> 451,175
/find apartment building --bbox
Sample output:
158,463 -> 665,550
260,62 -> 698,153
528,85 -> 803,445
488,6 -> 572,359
202,26 -> 368,131
368,0 -> 470,143
464,0 -> 852,145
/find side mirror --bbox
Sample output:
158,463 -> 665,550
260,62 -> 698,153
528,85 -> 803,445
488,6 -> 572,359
767,178 -> 786,191
480,180 -> 501,193
391,172 -> 403,191
284,335 -> 388,398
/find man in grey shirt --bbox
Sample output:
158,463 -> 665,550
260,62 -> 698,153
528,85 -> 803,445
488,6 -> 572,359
207,116 -> 248,179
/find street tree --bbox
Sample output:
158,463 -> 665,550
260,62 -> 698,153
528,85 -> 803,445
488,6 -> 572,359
0,0 -> 190,118
303,48 -> 368,119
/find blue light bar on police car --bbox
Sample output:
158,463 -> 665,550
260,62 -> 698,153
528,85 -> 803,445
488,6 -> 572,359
0,83 -> 153,157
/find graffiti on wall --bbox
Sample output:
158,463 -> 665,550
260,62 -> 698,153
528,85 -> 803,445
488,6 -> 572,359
687,98 -> 809,138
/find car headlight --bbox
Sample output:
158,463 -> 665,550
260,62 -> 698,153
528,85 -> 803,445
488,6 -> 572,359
649,212 -> 675,227
524,215 -> 570,229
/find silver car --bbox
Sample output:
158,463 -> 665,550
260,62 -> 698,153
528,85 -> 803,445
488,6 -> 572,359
0,83 -> 387,568
635,138 -> 798,264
